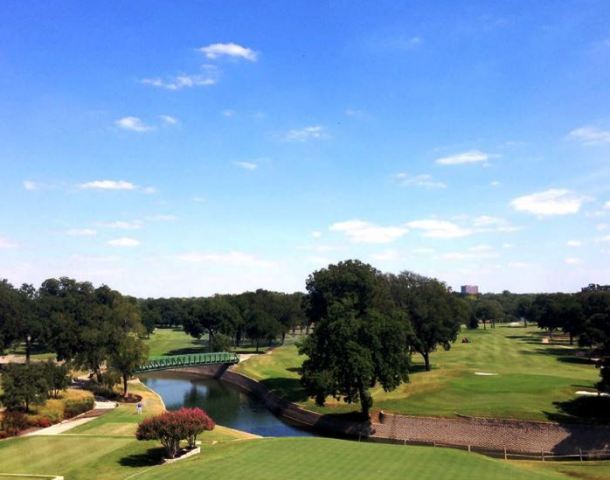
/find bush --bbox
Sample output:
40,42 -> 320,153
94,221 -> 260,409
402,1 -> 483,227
136,408 -> 215,458
28,416 -> 53,428
1,411 -> 28,435
64,397 -> 94,418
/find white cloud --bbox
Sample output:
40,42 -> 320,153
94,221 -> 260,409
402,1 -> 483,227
79,180 -> 137,191
568,126 -> 610,145
141,68 -> 218,90
66,228 -> 97,237
567,240 -> 582,247
598,234 -> 610,243
604,201 -> 610,211
471,215 -> 520,233
435,150 -> 492,166
192,196 -> 206,203
234,161 -> 258,171
23,180 -> 39,191
510,189 -> 588,216
311,231 -> 322,239
502,243 -> 514,249
565,257 -> 582,265
107,237 -> 141,247
99,220 -> 142,230
159,115 -> 178,125
407,219 -> 472,238
490,180 -> 501,187
200,42 -> 258,61
284,125 -> 326,142
394,173 -> 446,189
222,109 -> 235,117
0,236 -> 17,248
176,251 -> 274,268
330,219 -> 408,244
115,116 -> 154,132
345,109 -> 366,118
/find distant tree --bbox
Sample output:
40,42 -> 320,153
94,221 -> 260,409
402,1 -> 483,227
388,272 -> 460,371
184,296 -> 241,351
0,279 -> 20,354
245,310 -> 281,352
42,361 -> 70,398
1,363 -> 48,412
473,299 -> 504,330
530,293 -> 584,343
300,260 -> 409,417
108,335 -> 149,397
515,297 -> 533,327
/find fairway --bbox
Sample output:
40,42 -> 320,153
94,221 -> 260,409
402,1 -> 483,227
145,328 -> 208,357
234,325 -> 599,421
135,437 -> 568,480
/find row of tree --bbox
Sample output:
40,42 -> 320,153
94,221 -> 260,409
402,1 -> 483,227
0,277 -> 149,398
143,290 -> 308,351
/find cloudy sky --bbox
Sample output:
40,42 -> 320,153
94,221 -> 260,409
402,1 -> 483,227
1,1 -> 610,297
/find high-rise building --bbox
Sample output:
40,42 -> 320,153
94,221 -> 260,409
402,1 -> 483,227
460,285 -> 479,295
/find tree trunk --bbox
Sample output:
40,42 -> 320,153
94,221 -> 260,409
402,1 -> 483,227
25,337 -> 31,365
123,374 -> 128,398
569,333 -> 574,345
255,338 -> 260,353
357,379 -> 372,418
523,318 -> 528,328
483,319 -> 487,330
209,329 -> 215,352
422,351 -> 431,372
281,331 -> 286,344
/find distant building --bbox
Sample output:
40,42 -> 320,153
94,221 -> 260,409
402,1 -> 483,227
460,285 -> 479,295
581,283 -> 610,293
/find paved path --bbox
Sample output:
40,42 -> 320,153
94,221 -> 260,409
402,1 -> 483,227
25,400 -> 117,436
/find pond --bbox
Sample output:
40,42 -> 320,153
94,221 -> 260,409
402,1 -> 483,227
140,372 -> 314,437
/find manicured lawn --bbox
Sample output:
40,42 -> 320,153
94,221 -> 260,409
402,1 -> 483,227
136,437 -> 569,480
145,328 -> 208,357
234,325 -> 600,421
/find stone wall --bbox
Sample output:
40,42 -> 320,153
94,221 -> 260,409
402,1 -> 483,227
171,365 -> 610,455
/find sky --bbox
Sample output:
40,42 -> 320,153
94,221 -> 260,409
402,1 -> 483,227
1,1 -> 610,297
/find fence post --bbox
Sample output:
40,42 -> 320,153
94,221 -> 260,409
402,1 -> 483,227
468,445 -> 471,453
541,450 -> 545,462
504,447 -> 507,460
579,448 -> 583,463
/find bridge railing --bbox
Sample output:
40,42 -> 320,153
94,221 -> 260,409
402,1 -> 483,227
135,351 -> 239,373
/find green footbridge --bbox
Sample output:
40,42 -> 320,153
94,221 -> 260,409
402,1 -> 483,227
135,352 -> 239,373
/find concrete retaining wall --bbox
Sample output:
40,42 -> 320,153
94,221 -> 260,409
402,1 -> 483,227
170,365 -> 610,455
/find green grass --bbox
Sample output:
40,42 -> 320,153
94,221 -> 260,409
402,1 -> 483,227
234,325 -> 600,421
145,328 -> 208,357
135,437 -> 570,480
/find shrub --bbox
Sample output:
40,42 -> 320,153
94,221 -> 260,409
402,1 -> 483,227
1,411 -> 28,434
64,397 -> 94,418
28,416 -> 53,428
136,408 -> 215,458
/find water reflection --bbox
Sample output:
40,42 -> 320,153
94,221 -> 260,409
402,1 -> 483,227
141,372 -> 313,437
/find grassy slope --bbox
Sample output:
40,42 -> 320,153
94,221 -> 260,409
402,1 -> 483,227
0,381 -> 245,480
138,437 -> 567,480
234,325 -> 599,421
145,328 -> 208,357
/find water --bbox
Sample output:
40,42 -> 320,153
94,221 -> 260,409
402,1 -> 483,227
140,372 -> 314,437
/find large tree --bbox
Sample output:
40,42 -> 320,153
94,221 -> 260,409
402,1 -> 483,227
184,296 -> 241,351
387,272 -> 460,371
299,260 -> 410,417
109,334 -> 149,397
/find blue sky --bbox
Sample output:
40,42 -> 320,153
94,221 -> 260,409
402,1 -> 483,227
1,1 -> 610,297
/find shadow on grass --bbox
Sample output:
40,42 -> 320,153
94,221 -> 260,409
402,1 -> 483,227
260,377 -> 310,403
119,447 -> 166,467
545,396 -> 610,425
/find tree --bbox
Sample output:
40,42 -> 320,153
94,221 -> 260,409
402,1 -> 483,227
1,363 -> 48,412
108,335 -> 149,397
515,297 -> 533,327
184,296 -> 241,351
473,299 -> 504,330
245,310 -> 281,352
42,361 -> 70,398
0,279 -> 20,354
136,408 -> 215,458
387,272 -> 460,371
299,260 -> 410,417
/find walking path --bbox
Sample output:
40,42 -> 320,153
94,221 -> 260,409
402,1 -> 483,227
25,400 -> 117,436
